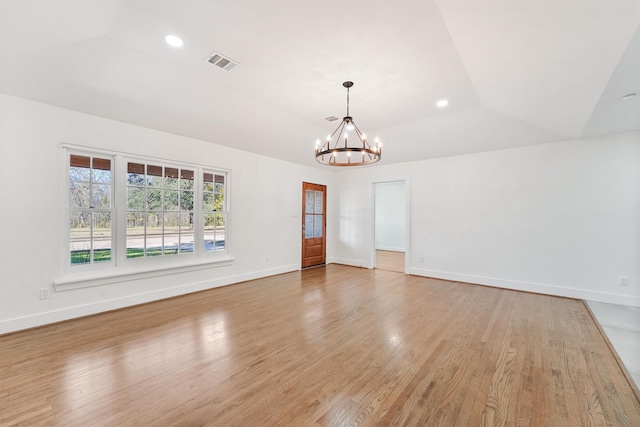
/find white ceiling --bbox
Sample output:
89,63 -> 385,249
1,0 -> 638,167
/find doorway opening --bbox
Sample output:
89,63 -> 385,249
373,180 -> 407,273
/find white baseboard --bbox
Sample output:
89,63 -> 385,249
328,257 -> 370,269
0,264 -> 299,334
375,246 -> 405,252
408,267 -> 640,307
5,264 -> 636,334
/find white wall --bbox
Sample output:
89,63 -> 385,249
0,94 -> 333,333
2,92 -> 638,334
331,132 -> 640,306
374,181 -> 406,251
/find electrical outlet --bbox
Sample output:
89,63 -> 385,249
420,256 -> 424,263
620,276 -> 629,287
40,288 -> 50,300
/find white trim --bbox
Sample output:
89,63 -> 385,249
408,267 -> 640,307
372,177 -> 410,273
329,258 -> 369,268
62,143 -> 231,174
55,256 -> 234,291
375,246 -> 406,252
2,264 -> 298,334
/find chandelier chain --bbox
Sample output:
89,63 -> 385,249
346,86 -> 350,117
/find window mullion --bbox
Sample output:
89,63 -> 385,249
194,167 -> 203,255
115,155 -> 127,266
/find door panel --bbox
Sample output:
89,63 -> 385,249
302,182 -> 326,268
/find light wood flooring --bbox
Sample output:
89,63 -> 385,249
375,250 -> 405,273
1,265 -> 639,426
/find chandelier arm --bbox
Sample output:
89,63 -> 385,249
350,122 -> 368,147
330,121 -> 344,139
333,123 -> 346,150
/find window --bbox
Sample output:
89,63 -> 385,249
126,163 -> 195,258
65,148 -> 229,275
203,172 -> 226,252
69,154 -> 113,265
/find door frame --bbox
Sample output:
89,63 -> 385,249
301,182 -> 327,268
371,178 -> 410,273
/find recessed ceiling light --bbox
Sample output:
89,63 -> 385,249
436,99 -> 449,108
622,93 -> 637,101
165,34 -> 184,48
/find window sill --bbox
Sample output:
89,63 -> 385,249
54,256 -> 234,291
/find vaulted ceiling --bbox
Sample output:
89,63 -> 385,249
1,0 -> 638,167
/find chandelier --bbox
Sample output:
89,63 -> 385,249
315,81 -> 382,166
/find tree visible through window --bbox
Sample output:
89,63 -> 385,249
66,150 -> 229,269
203,172 -> 226,252
126,163 -> 195,258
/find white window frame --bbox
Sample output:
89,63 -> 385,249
57,145 -> 232,290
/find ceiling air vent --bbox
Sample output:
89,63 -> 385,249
205,51 -> 239,71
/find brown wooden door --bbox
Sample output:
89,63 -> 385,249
302,182 -> 326,268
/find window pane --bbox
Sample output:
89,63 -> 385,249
180,191 -> 194,211
127,212 -> 145,231
70,212 -> 91,264
92,158 -> 111,183
70,182 -> 90,208
127,187 -> 145,210
92,184 -> 111,209
70,155 -> 90,182
92,168 -> 111,184
165,167 -> 179,188
147,164 -> 163,187
314,190 -> 323,213
204,214 -> 215,252
305,215 -> 313,238
180,233 -> 195,253
147,213 -> 162,234
214,213 -> 225,227
215,213 -> 226,250
180,169 -> 194,190
214,193 -> 224,211
164,190 -> 179,210
146,239 -> 163,256
203,213 -> 215,227
145,210 -> 163,257
203,193 -> 214,211
180,212 -> 193,231
305,190 -> 314,214
93,212 -> 111,263
164,212 -> 179,233
147,189 -> 162,211
314,214 -> 323,238
70,167 -> 90,183
127,163 -> 145,185
164,234 -> 179,255
203,173 -> 214,192
126,212 -> 144,258
70,212 -> 91,237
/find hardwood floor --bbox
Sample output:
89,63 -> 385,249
1,265 -> 639,426
375,250 -> 405,273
